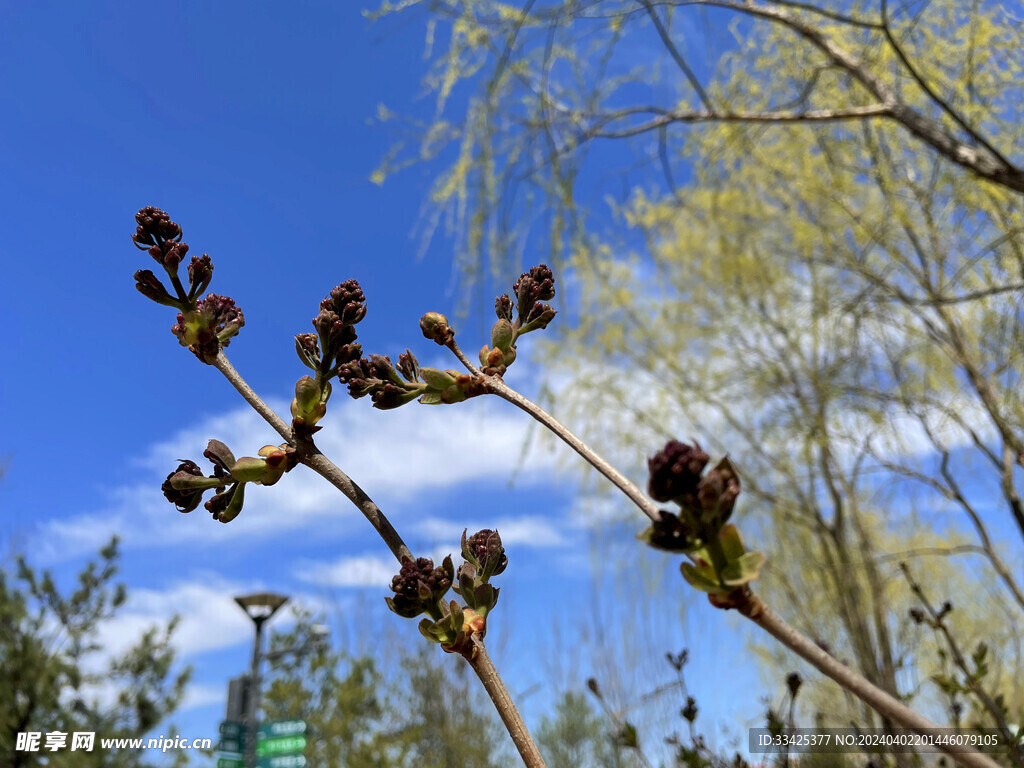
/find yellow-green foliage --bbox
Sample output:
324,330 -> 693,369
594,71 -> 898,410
375,0 -> 1024,738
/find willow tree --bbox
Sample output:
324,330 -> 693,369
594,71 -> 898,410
373,0 -> 1024,753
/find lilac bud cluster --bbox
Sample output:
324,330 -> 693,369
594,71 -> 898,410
386,556 -> 455,618
131,207 -> 243,364
478,264 -> 558,376
641,440 -> 741,553
337,348 -> 484,410
290,280 -> 371,435
161,439 -> 297,524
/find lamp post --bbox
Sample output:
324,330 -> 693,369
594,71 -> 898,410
234,592 -> 289,768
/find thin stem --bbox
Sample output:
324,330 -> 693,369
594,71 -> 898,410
736,592 -> 1003,768
213,352 -> 413,562
483,376 -> 661,521
301,451 -> 414,563
466,641 -> 549,768
900,564 -> 1024,767
447,338 -> 483,376
212,352 -> 293,441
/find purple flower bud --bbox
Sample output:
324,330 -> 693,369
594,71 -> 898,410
520,302 -> 557,333
371,382 -> 421,410
295,333 -> 322,370
696,460 -> 741,526
172,294 -> 245,364
647,440 -> 710,503
161,460 -> 209,513
132,206 -> 182,250
205,482 -> 244,523
513,265 -> 555,303
133,270 -> 179,307
495,294 -> 514,322
639,509 -> 702,552
322,280 -> 367,325
337,358 -> 373,398
187,254 -> 213,296
512,265 -> 556,319
387,556 -> 453,618
464,529 -> 507,577
397,349 -> 420,382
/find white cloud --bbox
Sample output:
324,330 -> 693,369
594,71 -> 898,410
32,393 -> 574,562
96,575 -> 254,659
178,682 -> 225,713
414,515 -> 567,547
293,554 -> 395,587
565,493 -> 639,529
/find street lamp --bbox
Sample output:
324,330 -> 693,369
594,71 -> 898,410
234,592 -> 289,768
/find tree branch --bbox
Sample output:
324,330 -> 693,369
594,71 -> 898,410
639,0 -> 714,111
483,375 -> 662,521
466,641 -> 549,768
663,0 -> 1024,193
212,351 -> 414,563
736,592 -> 1004,768
587,103 -> 893,139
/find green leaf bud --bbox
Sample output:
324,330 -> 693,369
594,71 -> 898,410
420,367 -> 456,390
229,456 -> 268,484
293,375 -> 322,413
490,319 -> 514,352
419,312 -> 454,345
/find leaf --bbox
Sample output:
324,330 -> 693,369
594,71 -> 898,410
680,562 -> 728,594
718,524 -> 746,562
721,551 -> 767,587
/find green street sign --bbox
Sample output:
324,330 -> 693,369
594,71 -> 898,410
258,719 -> 307,739
219,721 -> 247,738
217,738 -> 245,753
258,755 -> 307,768
256,735 -> 307,757
217,759 -> 244,768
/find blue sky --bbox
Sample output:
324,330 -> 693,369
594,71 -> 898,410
0,1 -> 770,764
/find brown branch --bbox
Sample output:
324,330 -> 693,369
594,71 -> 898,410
588,103 -> 893,139
639,0 -> 714,111
212,352 -> 413,563
482,374 -> 661,522
447,338 -> 483,376
466,641 -> 549,768
900,563 -> 1024,767
879,0 -> 1012,169
737,592 -> 1004,768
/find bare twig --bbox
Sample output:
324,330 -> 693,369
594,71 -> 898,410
466,641 -> 549,768
447,338 -> 483,376
639,0 -> 713,111
586,103 -> 893,139
483,375 -> 661,521
737,592 -> 1004,768
900,563 -> 1024,767
212,352 -> 413,563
